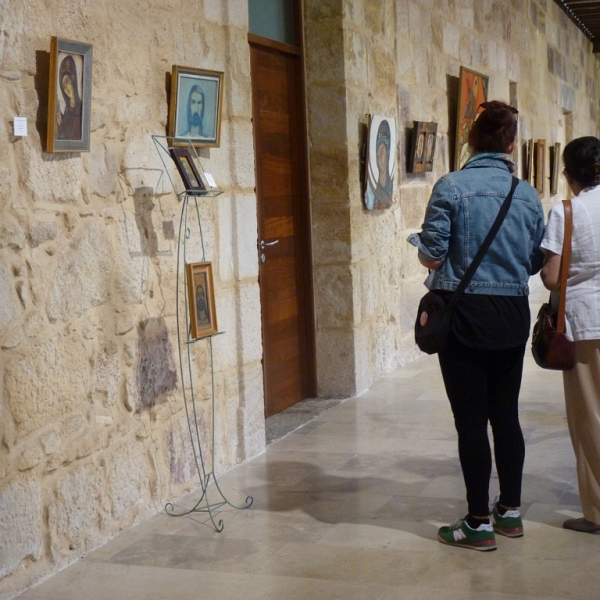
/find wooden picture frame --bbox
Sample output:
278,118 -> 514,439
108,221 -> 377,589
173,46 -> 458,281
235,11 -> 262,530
455,66 -> 489,171
550,142 -> 561,195
186,262 -> 218,339
408,121 -> 437,173
168,65 -> 224,148
46,36 -> 92,153
525,139 -> 535,184
169,147 -> 206,194
535,139 -> 546,198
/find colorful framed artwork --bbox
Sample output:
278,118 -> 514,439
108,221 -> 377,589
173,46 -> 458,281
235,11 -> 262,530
185,262 -> 218,339
168,66 -> 224,148
408,121 -> 438,173
455,66 -> 489,171
46,36 -> 93,153
169,147 -> 207,195
364,114 -> 396,210
535,139 -> 546,198
550,142 -> 561,195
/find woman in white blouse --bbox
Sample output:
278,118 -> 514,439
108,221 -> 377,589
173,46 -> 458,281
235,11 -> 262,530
541,136 -> 600,533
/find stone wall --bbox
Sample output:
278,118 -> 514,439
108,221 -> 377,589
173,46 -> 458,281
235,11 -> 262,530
0,1 -> 264,597
305,0 -> 600,397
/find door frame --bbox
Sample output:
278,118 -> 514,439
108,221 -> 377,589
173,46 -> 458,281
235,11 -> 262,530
248,5 -> 317,415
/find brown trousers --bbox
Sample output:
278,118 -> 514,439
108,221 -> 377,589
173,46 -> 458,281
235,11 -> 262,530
563,340 -> 600,524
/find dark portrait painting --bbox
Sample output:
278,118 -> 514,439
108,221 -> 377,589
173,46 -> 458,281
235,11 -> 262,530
46,37 -> 92,152
185,262 -> 218,339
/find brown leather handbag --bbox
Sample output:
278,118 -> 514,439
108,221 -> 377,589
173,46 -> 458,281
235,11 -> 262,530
531,200 -> 575,370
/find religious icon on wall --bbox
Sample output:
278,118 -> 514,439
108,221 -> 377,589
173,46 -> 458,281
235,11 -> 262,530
454,67 -> 489,170
364,115 -> 396,210
185,262 -> 218,339
168,66 -> 224,148
535,139 -> 546,198
408,121 -> 438,173
550,142 -> 561,196
46,36 -> 92,152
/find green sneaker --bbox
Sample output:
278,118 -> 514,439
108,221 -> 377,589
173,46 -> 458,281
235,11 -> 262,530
491,505 -> 524,538
437,517 -> 497,551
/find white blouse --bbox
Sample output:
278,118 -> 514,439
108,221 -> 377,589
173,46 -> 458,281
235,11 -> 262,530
541,185 -> 600,341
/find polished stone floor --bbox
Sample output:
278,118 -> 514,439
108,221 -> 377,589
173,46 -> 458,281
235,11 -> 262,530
16,287 -> 600,600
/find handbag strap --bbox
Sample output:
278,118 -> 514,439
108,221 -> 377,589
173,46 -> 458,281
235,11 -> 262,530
556,199 -> 573,334
449,176 -> 519,308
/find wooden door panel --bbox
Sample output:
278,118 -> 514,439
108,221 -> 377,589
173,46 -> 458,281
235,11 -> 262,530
251,37 -> 315,417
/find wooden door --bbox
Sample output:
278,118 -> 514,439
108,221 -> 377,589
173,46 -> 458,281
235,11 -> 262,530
249,34 -> 316,417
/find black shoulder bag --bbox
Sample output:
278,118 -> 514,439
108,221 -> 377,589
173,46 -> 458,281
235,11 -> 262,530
414,176 -> 519,355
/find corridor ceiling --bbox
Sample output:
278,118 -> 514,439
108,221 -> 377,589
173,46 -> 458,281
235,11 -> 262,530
554,0 -> 600,51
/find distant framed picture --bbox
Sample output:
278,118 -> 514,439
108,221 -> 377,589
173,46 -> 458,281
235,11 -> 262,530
168,65 -> 224,148
535,139 -> 546,198
46,36 -> 92,153
408,121 -> 437,173
169,147 -> 206,194
525,139 -> 535,185
455,66 -> 488,170
186,262 -> 218,339
364,115 -> 396,210
550,142 -> 561,195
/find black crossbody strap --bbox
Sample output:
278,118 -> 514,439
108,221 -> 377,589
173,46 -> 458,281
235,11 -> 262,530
449,176 -> 519,308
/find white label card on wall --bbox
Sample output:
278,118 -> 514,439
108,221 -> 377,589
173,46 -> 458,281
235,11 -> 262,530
13,117 -> 27,136
205,173 -> 217,188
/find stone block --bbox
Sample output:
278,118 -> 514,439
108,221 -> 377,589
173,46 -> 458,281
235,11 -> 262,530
236,281 -> 263,364
311,204 -> 352,266
443,22 -> 460,60
232,194 -> 259,281
113,210 -> 150,306
313,264 -> 355,328
18,446 -> 45,471
0,478 -> 43,578
167,414 -> 198,486
93,341 -> 120,407
46,220 -> 113,322
49,464 -> 103,543
306,19 -> 346,85
307,84 -> 348,149
0,256 -> 21,332
235,362 -> 265,462
309,150 -> 350,201
29,218 -> 58,248
316,328 -> 357,397
5,331 -> 92,438
107,440 -> 151,519
0,214 -> 26,250
90,142 -> 119,199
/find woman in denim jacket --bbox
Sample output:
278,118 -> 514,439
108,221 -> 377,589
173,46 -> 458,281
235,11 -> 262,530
409,101 -> 544,551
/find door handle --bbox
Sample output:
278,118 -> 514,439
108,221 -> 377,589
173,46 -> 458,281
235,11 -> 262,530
260,239 -> 279,249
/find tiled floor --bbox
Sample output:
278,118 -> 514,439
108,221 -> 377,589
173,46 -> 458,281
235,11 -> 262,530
16,287 -> 600,600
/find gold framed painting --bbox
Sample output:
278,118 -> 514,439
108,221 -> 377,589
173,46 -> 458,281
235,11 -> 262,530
535,139 -> 546,198
46,36 -> 93,153
455,66 -> 489,171
186,262 -> 218,339
408,121 -> 438,173
168,65 -> 224,148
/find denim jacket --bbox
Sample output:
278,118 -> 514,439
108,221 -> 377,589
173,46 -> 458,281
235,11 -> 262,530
408,154 -> 545,296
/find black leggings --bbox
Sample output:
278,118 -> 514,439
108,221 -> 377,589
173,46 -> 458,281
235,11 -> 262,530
438,334 -> 526,516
